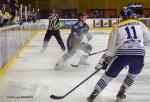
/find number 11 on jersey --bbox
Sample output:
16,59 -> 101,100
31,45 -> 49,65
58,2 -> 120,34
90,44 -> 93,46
125,26 -> 137,39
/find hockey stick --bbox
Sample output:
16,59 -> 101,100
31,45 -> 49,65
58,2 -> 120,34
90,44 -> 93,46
89,49 -> 107,56
50,67 -> 104,100
71,49 -> 107,67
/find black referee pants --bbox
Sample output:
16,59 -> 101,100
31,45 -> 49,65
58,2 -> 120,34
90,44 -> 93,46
43,29 -> 66,51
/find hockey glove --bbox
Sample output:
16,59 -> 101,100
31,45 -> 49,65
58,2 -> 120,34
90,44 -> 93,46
95,54 -> 112,70
95,61 -> 109,70
86,33 -> 92,41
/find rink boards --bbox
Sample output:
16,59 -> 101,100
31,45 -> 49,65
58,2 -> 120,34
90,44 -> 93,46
0,29 -> 149,102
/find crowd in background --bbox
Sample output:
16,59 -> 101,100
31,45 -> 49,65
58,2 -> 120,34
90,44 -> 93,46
60,9 -> 117,19
60,9 -> 149,19
0,0 -> 40,27
1,0 -> 150,27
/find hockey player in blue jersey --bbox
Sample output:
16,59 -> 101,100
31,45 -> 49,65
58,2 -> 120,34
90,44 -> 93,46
55,13 -> 92,69
87,7 -> 150,102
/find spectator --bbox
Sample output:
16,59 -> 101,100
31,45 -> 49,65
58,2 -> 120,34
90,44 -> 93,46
3,10 -> 11,25
37,8 -> 40,21
3,0 -> 11,13
0,9 -> 3,27
11,10 -> 20,24
93,10 -> 99,18
0,0 -> 39,26
10,0 -> 19,16
0,3 -> 11,26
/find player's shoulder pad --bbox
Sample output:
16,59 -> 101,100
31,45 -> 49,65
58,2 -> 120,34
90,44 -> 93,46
84,22 -> 88,26
72,22 -> 80,28
118,19 -> 141,27
74,21 -> 80,25
110,19 -> 142,31
53,15 -> 58,19
48,15 -> 54,19
83,23 -> 89,28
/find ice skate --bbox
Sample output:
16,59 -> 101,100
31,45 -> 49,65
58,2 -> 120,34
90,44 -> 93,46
115,86 -> 126,102
41,41 -> 49,53
79,54 -> 90,66
87,90 -> 99,102
79,61 -> 90,66
61,47 -> 66,52
41,47 -> 47,53
54,59 -> 65,70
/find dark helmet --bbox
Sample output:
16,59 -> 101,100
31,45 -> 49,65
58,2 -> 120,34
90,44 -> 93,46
77,13 -> 87,21
120,7 -> 133,19
50,9 -> 55,15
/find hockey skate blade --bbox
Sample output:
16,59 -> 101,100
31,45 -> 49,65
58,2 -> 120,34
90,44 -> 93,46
50,95 -> 64,99
115,97 -> 124,102
71,63 -> 90,67
87,97 -> 92,102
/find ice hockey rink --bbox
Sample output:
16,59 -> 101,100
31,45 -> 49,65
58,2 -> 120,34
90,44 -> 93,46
0,29 -> 150,102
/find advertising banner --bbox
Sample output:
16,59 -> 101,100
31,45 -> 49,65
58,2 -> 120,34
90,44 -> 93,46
94,19 -> 102,27
111,19 -> 118,26
59,19 -> 78,29
103,19 -> 110,27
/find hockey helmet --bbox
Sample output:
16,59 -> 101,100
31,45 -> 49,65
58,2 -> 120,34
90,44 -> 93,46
77,13 -> 87,21
120,7 -> 133,19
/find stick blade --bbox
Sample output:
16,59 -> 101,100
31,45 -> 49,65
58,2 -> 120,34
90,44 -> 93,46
50,95 -> 64,100
70,64 -> 79,67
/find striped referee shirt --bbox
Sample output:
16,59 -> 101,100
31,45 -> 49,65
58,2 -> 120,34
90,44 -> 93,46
48,15 -> 59,30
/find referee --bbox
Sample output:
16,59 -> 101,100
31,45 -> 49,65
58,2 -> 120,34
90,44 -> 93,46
42,10 -> 66,52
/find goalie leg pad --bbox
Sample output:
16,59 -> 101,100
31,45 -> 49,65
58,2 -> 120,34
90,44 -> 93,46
79,42 -> 92,54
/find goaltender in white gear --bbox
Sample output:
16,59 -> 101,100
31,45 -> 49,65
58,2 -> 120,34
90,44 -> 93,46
55,13 -> 93,70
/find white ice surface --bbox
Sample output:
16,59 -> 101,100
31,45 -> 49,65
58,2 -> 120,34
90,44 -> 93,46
0,30 -> 150,102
